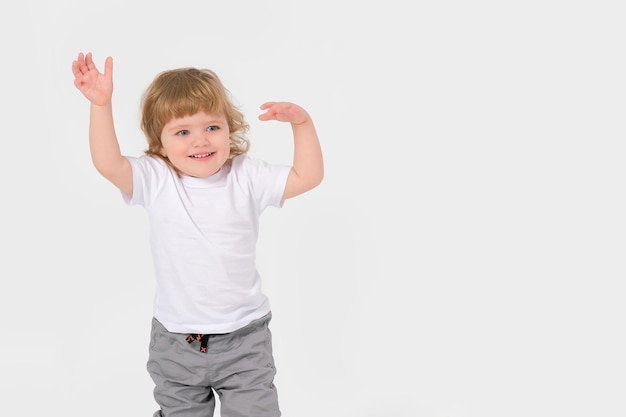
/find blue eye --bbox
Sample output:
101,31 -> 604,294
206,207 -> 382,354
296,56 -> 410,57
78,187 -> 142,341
176,130 -> 190,136
207,125 -> 219,132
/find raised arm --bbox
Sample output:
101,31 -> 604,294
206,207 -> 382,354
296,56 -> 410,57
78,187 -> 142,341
258,102 -> 324,199
72,52 -> 133,196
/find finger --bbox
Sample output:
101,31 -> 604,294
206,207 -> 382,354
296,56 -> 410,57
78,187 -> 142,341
71,60 -> 82,78
103,56 -> 113,80
76,52 -> 89,74
259,101 -> 276,110
85,52 -> 97,71
73,53 -> 84,75
85,52 -> 99,72
258,111 -> 275,121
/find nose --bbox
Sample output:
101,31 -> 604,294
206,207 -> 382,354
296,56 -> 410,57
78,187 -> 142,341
192,131 -> 211,146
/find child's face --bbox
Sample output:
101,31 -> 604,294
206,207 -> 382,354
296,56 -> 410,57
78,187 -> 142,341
160,111 -> 231,177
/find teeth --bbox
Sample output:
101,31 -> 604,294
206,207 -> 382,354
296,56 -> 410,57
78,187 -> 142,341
191,152 -> 212,158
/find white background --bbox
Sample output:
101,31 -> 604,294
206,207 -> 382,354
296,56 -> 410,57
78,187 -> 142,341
1,1 -> 624,416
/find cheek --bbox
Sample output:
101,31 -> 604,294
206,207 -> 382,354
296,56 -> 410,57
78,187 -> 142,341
159,139 -> 180,158
158,143 -> 170,157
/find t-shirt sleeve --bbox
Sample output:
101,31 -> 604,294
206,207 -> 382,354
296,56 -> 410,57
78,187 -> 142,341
121,155 -> 168,208
239,155 -> 291,211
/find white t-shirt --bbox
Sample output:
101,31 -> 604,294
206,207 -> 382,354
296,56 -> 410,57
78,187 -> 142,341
124,154 -> 291,334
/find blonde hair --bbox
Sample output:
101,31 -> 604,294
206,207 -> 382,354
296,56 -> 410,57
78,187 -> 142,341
140,67 -> 250,170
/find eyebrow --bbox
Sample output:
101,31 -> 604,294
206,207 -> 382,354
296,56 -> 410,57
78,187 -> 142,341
164,123 -> 190,132
166,118 -> 225,130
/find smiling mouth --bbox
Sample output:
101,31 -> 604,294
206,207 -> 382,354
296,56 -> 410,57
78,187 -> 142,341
190,152 -> 214,158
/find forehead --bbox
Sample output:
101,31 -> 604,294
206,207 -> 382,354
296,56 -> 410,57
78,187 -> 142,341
164,111 -> 227,128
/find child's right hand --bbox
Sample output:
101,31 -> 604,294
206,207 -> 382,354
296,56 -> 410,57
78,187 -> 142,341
72,52 -> 113,106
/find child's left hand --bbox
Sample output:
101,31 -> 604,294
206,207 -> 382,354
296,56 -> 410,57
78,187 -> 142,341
258,102 -> 311,125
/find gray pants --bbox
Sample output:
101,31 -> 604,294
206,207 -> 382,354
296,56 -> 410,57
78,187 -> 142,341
147,312 -> 280,417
